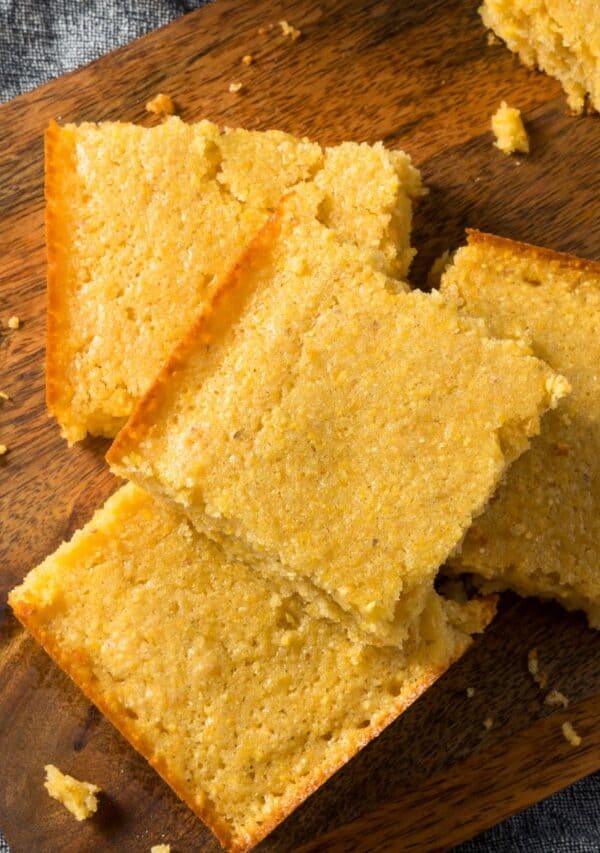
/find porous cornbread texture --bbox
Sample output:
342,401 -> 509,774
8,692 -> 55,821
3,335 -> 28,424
46,117 -> 422,443
441,230 -> 600,625
9,485 -> 495,853
109,193 -> 567,648
480,0 -> 600,112
44,764 -> 99,821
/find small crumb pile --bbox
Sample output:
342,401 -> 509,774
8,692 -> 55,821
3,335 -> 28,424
492,101 -> 529,155
44,764 -> 99,821
561,721 -> 582,747
145,93 -> 176,116
7,315 -> 20,330
279,19 -> 301,41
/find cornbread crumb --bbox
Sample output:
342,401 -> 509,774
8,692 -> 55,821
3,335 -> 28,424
527,648 -> 548,688
0,391 -> 8,401
483,717 -> 494,730
150,846 -> 170,853
0,444 -> 7,456
279,19 -> 301,40
562,721 -> 582,747
442,231 -> 600,627
44,764 -> 99,821
492,101 -> 529,154
7,315 -> 20,330
242,54 -> 253,65
545,689 -> 570,708
145,93 -> 176,116
466,687 -> 476,698
228,82 -> 243,93
487,31 -> 499,46
10,485 -> 493,851
480,0 -> 600,113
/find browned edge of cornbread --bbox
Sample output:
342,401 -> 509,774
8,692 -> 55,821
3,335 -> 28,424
107,200 -> 287,469
463,229 -> 600,275
8,589 -> 496,851
45,120 -> 74,428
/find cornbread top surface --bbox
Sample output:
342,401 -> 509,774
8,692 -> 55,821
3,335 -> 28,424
442,230 -> 600,625
481,0 -> 600,112
9,485 -> 492,852
46,117 -> 422,443
109,197 -> 566,647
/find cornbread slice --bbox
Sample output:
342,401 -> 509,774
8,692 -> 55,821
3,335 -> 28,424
9,484 -> 495,852
46,117 -> 422,443
44,764 -> 99,821
109,192 -> 567,648
441,230 -> 600,625
481,0 -> 600,112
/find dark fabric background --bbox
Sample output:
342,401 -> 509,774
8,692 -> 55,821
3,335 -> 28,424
0,1 -> 598,850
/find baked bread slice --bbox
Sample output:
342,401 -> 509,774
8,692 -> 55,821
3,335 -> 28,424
481,0 -> 600,113
441,229 -> 600,625
108,192 -> 568,648
45,117 -> 422,443
9,484 -> 496,852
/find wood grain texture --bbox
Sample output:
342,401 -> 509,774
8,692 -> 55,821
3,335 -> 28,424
0,0 -> 599,850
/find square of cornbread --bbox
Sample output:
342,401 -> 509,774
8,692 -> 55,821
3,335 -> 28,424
46,117 -> 423,443
9,484 -> 495,852
441,230 -> 600,626
481,0 -> 600,113
108,191 -> 568,648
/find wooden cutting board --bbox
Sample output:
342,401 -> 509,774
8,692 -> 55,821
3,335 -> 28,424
1,0 -> 599,850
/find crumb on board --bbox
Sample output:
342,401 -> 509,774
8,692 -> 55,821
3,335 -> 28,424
0,391 -> 8,401
562,721 -> 582,747
0,444 -> 7,456
229,82 -> 243,93
7,316 -> 20,329
242,54 -> 253,65
466,687 -> 475,698
150,845 -> 171,853
545,689 -> 570,708
491,101 -> 529,155
483,717 -> 494,731
527,648 -> 548,689
487,31 -> 499,46
44,764 -> 100,821
145,93 -> 176,116
279,19 -> 301,41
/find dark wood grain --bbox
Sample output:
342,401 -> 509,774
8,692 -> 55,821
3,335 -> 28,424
0,0 -> 599,851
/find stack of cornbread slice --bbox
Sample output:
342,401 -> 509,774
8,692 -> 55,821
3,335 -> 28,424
11,116 -> 600,852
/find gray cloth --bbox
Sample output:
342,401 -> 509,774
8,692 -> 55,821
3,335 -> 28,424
0,1 -> 599,851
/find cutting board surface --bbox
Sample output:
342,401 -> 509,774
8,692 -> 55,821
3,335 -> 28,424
1,1 -> 600,851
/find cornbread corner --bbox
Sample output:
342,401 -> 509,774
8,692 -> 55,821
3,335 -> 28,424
491,101 -> 529,154
44,116 -> 422,444
441,229 -> 600,626
108,194 -> 567,649
10,485 -> 496,852
480,0 -> 600,113
44,764 -> 99,821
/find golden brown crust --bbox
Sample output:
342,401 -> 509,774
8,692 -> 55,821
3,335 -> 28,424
9,589 -> 493,851
45,121 -> 77,435
466,229 -> 600,276
107,203 -> 286,469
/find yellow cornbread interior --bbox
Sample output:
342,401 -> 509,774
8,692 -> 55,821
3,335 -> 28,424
481,0 -> 600,112
44,764 -> 99,821
442,232 -> 600,626
109,193 -> 567,648
46,117 -> 422,443
491,101 -> 529,154
9,485 -> 492,852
